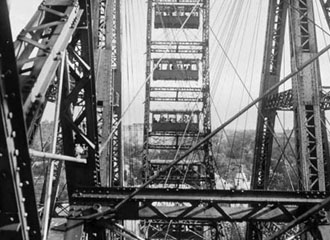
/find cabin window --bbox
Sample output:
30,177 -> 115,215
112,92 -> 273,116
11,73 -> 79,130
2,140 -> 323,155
154,59 -> 198,71
152,112 -> 199,124
153,59 -> 199,80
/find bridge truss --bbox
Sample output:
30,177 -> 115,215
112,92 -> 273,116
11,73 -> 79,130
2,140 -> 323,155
1,0 -> 330,240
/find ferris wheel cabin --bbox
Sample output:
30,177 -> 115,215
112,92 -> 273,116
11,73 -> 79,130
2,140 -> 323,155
154,5 -> 200,29
153,59 -> 199,80
151,111 -> 200,133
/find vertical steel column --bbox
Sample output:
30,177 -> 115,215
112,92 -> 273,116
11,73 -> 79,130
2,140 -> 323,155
289,0 -> 326,191
0,1 -> 41,239
201,0 -> 215,189
248,3 -> 288,238
251,0 -> 288,190
95,0 -> 114,186
142,0 -> 153,183
109,0 -> 123,187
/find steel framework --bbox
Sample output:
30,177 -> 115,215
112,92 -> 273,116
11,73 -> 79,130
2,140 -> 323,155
2,0 -> 330,240
249,0 -> 330,238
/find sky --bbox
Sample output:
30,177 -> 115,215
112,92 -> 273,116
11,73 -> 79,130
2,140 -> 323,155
8,0 -> 41,37
8,0 -> 330,133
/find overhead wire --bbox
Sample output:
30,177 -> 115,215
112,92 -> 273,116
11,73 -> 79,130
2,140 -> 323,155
207,0 -> 247,188
236,0 -> 263,190
316,1 -> 330,62
270,24 -> 299,190
210,1 -> 243,98
218,0 -> 252,182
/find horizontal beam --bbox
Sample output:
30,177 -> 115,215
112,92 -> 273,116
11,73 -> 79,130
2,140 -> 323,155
71,187 -> 328,205
150,97 -> 203,102
151,41 -> 204,46
69,187 -> 330,222
152,0 -> 203,5
264,88 -> 330,110
149,159 -> 202,164
149,132 -> 200,137
29,149 -> 87,163
148,144 -> 200,150
150,87 -> 202,92
151,49 -> 202,54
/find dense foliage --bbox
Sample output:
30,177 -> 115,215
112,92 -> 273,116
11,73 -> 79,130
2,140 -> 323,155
124,127 -> 299,190
32,121 -> 299,193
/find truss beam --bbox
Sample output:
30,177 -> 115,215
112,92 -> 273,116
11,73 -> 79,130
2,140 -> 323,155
70,188 -> 328,222
263,89 -> 330,111
72,187 -> 328,204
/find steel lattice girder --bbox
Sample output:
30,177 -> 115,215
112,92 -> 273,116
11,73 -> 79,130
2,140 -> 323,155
263,89 -> 330,111
69,187 -> 328,222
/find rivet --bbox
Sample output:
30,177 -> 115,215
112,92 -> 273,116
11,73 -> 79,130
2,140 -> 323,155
14,149 -> 19,156
11,131 -> 16,138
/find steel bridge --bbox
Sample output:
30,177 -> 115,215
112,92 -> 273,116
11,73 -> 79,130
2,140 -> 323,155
2,0 -> 330,239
